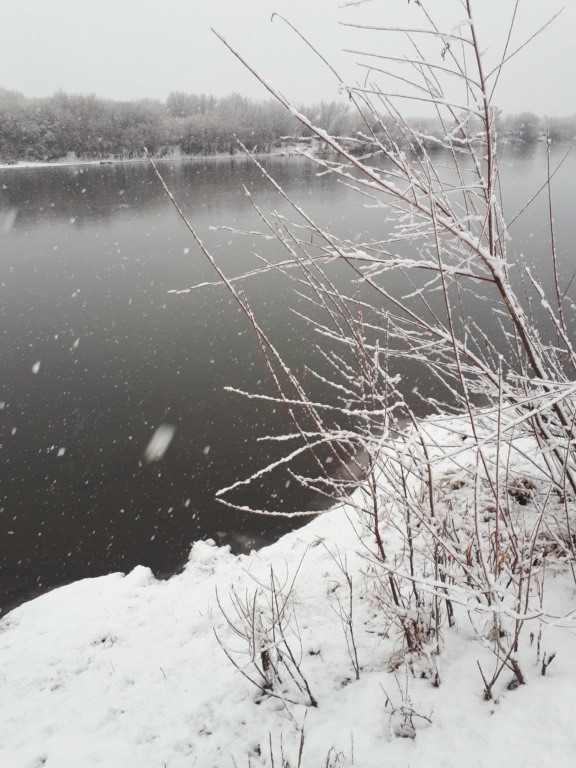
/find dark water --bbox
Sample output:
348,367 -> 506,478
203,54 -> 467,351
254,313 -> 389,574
0,147 -> 574,613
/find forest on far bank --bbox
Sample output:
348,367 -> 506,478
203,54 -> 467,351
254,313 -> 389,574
1,87 -> 575,164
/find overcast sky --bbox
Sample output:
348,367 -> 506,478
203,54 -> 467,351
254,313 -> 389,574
1,0 -> 574,115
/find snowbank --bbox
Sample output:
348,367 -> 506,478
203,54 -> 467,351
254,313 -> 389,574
1,421 -> 576,768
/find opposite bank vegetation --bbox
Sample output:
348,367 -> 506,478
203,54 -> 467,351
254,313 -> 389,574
0,86 -> 575,165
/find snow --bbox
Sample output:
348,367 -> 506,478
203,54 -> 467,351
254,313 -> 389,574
143,424 -> 177,464
1,421 -> 576,767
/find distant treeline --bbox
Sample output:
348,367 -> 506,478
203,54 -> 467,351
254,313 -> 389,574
0,88 -> 574,164
0,89 -> 341,163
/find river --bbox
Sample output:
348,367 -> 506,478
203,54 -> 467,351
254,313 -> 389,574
1,146 -> 574,612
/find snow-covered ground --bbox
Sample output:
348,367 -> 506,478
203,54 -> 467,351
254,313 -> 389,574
0,157 -> 154,171
1,419 -> 576,768
0,144 -> 326,172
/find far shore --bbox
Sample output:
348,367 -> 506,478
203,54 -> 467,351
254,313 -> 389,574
0,145 -> 317,172
2,136 -> 566,173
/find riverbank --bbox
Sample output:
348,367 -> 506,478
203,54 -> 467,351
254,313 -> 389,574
0,144 -> 314,172
0,156 -> 148,170
1,415 -> 575,767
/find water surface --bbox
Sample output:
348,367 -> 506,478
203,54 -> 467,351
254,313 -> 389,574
1,148 -> 574,612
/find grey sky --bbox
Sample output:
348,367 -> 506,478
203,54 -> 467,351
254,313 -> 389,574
1,0 -> 574,115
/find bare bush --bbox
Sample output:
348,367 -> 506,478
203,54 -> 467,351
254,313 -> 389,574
152,0 -> 576,699
215,555 -> 317,710
325,546 -> 361,680
382,673 -> 433,740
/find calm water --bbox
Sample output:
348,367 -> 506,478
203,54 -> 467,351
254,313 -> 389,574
1,147 -> 574,612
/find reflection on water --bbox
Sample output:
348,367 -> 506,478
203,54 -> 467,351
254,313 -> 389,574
0,148 -> 574,613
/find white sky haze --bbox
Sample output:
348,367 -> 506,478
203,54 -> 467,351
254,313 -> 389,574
1,0 -> 574,115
